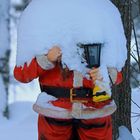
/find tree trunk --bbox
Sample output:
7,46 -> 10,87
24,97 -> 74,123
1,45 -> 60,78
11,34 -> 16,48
111,0 -> 132,139
0,0 -> 10,118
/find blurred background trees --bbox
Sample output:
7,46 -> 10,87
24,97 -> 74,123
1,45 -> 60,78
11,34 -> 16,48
0,0 -> 10,118
0,0 -> 30,118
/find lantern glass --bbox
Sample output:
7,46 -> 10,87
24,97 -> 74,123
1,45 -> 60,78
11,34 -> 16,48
80,44 -> 102,68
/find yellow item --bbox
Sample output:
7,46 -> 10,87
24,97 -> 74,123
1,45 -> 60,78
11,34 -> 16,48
93,85 -> 111,102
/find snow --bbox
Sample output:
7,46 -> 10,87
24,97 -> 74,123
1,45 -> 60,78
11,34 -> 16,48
0,0 -> 10,57
131,88 -> 140,139
118,126 -> 136,140
0,102 -> 38,140
16,0 -> 127,81
34,92 -> 67,111
9,79 -> 40,103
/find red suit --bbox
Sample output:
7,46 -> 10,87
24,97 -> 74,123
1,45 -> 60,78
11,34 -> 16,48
14,57 -> 122,140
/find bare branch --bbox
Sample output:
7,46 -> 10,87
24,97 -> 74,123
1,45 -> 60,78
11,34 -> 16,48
131,112 -> 140,114
130,52 -> 139,63
137,128 -> 140,134
131,99 -> 140,110
132,20 -> 140,71
131,114 -> 140,118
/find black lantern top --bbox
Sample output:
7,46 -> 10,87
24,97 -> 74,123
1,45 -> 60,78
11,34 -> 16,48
79,43 -> 102,68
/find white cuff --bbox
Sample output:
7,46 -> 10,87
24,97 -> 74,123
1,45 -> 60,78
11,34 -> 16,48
36,55 -> 55,70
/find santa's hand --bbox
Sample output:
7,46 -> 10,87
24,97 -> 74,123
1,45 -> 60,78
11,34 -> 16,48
47,46 -> 62,63
89,68 -> 103,83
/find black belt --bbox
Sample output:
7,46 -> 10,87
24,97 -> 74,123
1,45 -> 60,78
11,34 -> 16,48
44,117 -> 106,129
40,85 -> 93,99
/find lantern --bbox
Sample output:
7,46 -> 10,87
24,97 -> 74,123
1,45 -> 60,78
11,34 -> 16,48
80,43 -> 102,68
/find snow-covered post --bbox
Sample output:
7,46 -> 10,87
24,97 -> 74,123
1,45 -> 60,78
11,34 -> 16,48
111,0 -> 132,139
0,0 -> 10,118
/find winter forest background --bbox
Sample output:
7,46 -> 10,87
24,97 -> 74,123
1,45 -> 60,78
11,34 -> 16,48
0,0 -> 140,140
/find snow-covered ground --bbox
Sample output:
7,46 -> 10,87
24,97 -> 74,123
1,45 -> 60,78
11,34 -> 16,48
0,101 -> 38,140
0,80 -> 40,140
131,88 -> 140,140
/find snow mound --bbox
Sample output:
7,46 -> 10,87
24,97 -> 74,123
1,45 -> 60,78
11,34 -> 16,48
9,101 -> 37,122
118,126 -> 136,140
0,102 -> 38,140
16,0 -> 127,77
131,88 -> 140,139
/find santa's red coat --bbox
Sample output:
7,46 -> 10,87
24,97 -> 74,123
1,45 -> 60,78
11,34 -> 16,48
14,58 -> 122,140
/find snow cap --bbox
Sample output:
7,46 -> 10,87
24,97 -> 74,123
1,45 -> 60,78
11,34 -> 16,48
16,0 -> 127,78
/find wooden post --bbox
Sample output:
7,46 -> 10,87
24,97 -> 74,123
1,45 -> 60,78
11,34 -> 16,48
111,0 -> 132,139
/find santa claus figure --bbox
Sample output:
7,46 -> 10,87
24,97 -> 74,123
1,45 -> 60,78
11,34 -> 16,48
14,0 -> 127,139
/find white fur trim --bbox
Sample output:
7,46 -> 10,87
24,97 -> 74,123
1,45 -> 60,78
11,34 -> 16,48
33,92 -> 116,119
36,55 -> 55,70
73,71 -> 83,88
72,100 -> 117,119
71,102 -> 82,118
33,104 -> 72,119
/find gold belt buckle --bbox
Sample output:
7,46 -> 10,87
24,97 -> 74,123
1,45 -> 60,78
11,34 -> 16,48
70,88 -> 88,103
